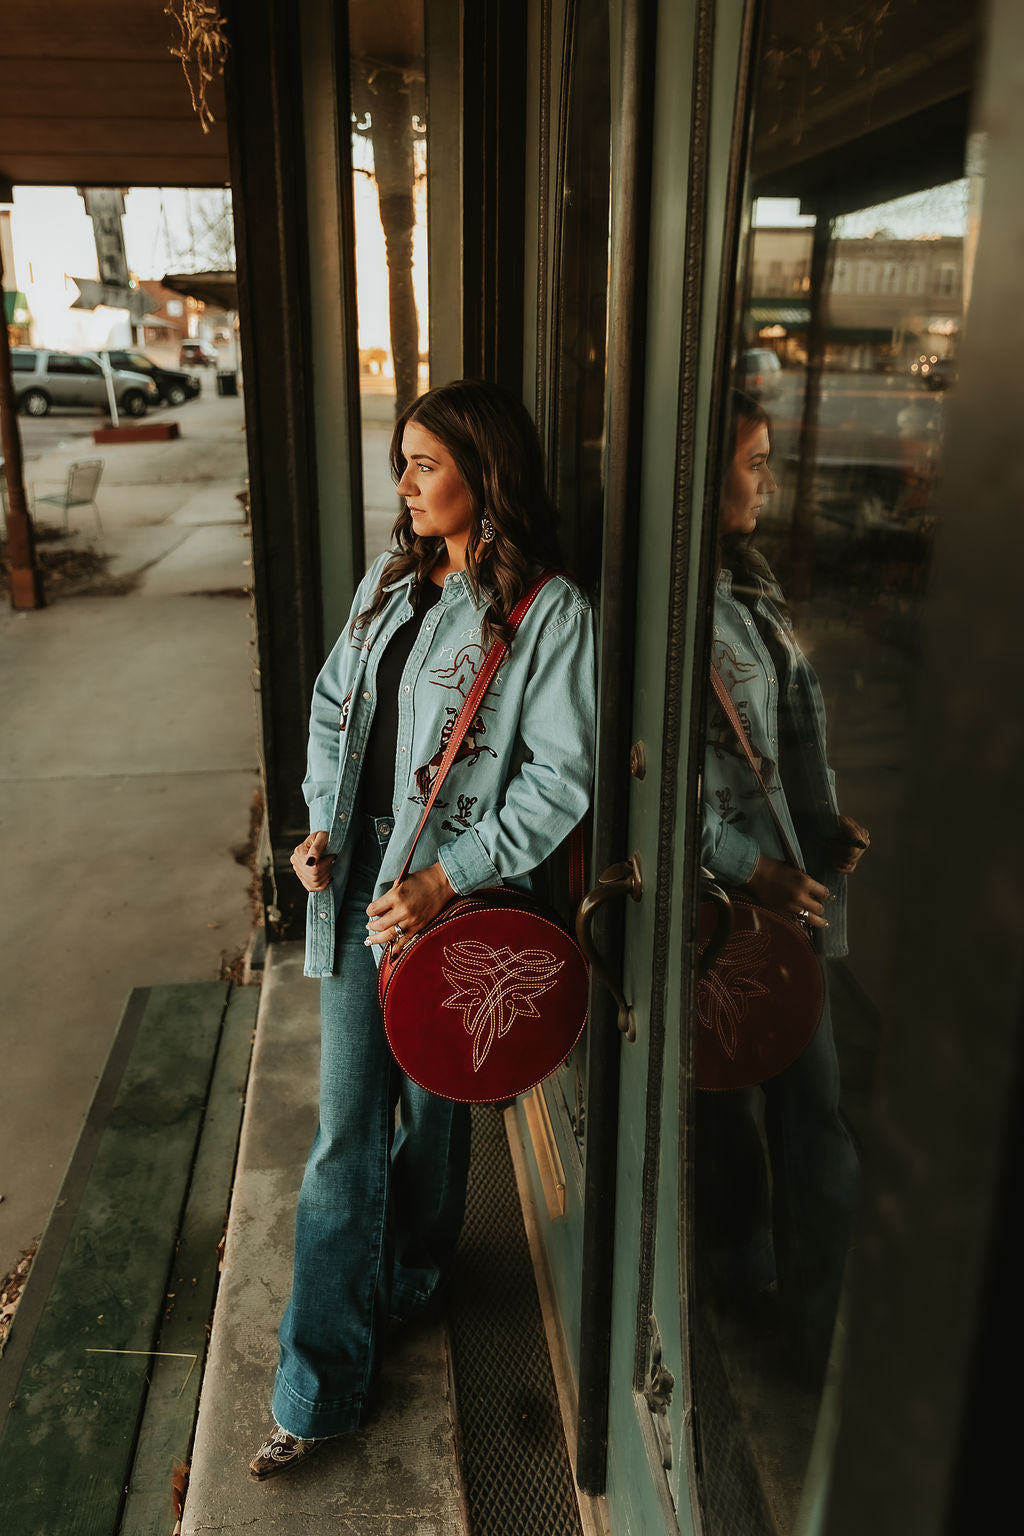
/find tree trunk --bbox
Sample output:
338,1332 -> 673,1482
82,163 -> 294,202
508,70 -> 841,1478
369,67 -> 421,416
0,247 -> 43,609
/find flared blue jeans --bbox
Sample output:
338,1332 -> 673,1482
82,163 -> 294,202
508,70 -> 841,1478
272,814 -> 472,1439
696,986 -> 859,1367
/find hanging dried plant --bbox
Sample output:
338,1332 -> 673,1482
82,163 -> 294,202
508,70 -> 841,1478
165,1 -> 230,134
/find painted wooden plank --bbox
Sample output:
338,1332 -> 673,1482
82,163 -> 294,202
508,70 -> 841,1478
0,989 -> 152,1442
0,983 -> 229,1536
119,985 -> 260,1535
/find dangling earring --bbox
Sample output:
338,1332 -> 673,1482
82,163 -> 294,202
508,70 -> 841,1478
480,513 -> 496,542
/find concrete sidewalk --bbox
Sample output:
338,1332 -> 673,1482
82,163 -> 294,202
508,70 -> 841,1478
0,389 -> 258,1283
3,387 -> 467,1532
181,944 -> 465,1535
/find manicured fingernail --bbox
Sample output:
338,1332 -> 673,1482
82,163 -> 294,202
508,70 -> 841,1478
363,938 -> 371,947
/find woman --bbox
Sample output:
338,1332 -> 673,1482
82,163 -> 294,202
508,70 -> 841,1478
250,379 -> 595,1479
698,390 -> 868,1383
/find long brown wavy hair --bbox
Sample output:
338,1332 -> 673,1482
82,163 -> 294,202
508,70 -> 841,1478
718,388 -> 790,618
352,379 -> 564,648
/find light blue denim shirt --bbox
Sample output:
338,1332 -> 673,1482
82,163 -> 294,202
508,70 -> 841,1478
702,568 -> 847,958
303,552 -> 596,977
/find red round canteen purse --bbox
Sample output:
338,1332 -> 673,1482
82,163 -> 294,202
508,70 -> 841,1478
378,576 -> 590,1103
696,885 -> 823,1091
695,664 -> 824,1092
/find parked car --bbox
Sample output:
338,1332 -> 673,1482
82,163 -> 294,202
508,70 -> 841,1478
743,347 -> 784,400
10,348 -> 159,418
100,349 -> 202,406
179,339 -> 219,367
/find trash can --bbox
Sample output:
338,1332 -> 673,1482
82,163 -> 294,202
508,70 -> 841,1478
216,370 -> 239,397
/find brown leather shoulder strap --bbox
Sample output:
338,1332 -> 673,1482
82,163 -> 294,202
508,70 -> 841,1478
397,573 -> 560,885
709,662 -> 802,871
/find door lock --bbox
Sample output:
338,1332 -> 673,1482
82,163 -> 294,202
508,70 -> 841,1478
576,856 -> 643,1041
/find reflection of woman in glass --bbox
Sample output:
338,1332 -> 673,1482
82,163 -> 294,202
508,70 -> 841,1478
698,391 -> 869,1384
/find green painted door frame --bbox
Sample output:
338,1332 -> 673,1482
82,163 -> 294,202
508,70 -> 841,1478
514,0 -> 753,1530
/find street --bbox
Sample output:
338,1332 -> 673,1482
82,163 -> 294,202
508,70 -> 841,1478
0,385 -> 258,1286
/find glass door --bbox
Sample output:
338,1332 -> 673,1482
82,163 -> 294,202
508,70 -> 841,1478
689,3 -> 986,1530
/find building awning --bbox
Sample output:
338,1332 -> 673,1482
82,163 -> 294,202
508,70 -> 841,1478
4,289 -> 30,323
162,271 -> 238,311
749,303 -> 811,325
829,327 -> 898,344
0,1 -> 228,189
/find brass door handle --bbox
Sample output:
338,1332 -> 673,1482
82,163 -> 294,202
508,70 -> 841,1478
698,869 -> 734,976
576,856 -> 643,1041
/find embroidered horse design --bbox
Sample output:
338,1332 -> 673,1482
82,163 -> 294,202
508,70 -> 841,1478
410,641 -> 501,805
413,707 -> 497,803
441,940 -> 565,1071
696,930 -> 771,1059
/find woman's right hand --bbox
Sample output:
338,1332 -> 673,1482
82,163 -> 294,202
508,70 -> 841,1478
745,855 -> 829,929
291,830 -> 335,893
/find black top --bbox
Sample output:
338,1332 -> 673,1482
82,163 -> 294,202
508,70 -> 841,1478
362,577 -> 444,810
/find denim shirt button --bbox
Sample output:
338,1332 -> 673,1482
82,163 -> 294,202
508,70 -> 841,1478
362,691 -> 371,700
319,911 -> 329,921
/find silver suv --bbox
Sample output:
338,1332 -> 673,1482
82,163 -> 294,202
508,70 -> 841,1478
743,348 -> 784,401
11,348 -> 159,419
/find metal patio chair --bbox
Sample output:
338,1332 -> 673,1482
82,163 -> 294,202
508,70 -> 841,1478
33,459 -> 105,539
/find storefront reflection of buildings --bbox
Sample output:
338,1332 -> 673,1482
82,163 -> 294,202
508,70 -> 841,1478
749,224 -> 963,373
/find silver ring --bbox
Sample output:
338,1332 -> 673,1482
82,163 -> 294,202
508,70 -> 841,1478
393,922 -> 404,940
797,908 -> 810,921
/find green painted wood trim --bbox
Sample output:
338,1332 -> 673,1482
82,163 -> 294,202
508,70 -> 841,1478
119,985 -> 260,1535
0,984 -> 230,1536
0,989 -> 152,1439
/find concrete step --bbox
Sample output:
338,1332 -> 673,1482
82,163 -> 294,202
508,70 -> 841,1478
180,944 -> 466,1535
0,981 -> 258,1535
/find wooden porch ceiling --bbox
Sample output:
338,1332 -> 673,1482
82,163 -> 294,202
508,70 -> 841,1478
0,0 -> 229,192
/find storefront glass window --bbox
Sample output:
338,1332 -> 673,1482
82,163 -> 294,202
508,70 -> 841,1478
693,2 -> 984,1529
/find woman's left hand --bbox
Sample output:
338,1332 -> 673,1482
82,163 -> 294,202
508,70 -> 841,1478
831,814 -> 871,874
365,861 -> 456,952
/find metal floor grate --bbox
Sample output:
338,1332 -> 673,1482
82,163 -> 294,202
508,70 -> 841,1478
448,1106 -> 583,1536
693,1301 -> 776,1536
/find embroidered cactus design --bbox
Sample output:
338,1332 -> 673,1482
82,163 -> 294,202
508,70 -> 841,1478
697,930 -> 771,1060
441,940 -> 565,1071
441,794 -> 478,835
